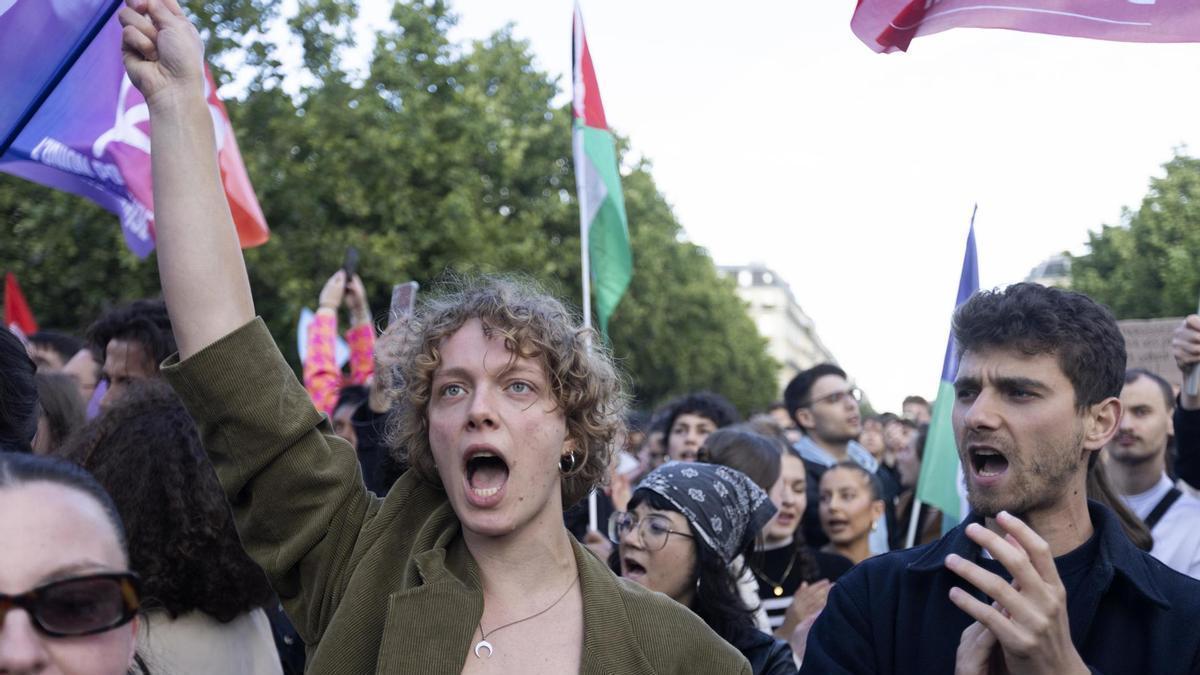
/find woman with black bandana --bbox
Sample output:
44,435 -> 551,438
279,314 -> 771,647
612,462 -> 799,675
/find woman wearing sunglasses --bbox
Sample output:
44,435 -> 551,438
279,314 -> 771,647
0,452 -> 142,674
613,462 -> 799,675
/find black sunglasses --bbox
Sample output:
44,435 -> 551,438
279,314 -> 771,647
0,572 -> 141,637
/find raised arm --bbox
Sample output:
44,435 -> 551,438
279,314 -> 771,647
120,0 -> 254,359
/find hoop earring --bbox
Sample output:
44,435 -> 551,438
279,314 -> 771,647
559,451 -> 578,475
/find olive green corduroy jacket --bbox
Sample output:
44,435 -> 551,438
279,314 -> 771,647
163,318 -> 751,675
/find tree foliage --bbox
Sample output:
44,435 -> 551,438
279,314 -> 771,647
1,0 -> 776,414
1071,152 -> 1200,319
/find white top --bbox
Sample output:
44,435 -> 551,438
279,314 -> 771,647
137,607 -> 283,675
733,554 -> 773,634
1122,474 -> 1200,580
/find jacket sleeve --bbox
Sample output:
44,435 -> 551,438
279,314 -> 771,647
163,318 -> 380,646
799,567 -> 877,674
1175,402 -> 1200,490
303,311 -> 340,416
762,640 -> 800,675
344,322 -> 375,386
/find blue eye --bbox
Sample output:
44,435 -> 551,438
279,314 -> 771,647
508,381 -> 531,394
442,384 -> 465,397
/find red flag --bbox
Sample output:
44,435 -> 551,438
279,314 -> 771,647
852,0 -> 1200,53
4,272 -> 38,336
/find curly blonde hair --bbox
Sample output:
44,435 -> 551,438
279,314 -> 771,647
380,275 -> 628,507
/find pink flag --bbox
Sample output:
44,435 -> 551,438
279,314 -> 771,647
852,0 -> 1200,53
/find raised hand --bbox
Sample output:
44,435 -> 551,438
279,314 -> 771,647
344,274 -> 371,326
318,270 -> 347,313
944,513 -> 1088,675
1173,315 -> 1200,373
776,579 -> 831,643
118,0 -> 204,106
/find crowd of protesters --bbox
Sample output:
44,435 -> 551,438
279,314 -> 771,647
4,2 -> 1200,673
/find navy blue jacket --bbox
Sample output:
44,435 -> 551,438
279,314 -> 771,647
801,502 -> 1200,674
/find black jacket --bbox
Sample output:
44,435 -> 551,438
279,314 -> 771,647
801,501 -> 1200,674
1175,402 -> 1200,490
729,625 -> 798,675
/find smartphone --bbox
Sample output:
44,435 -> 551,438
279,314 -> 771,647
342,246 -> 359,280
388,281 -> 420,327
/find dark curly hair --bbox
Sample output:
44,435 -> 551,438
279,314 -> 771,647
29,330 -> 84,367
379,274 -> 629,507
86,299 -> 176,369
952,283 -> 1126,411
58,379 -> 272,622
0,327 -> 38,453
663,392 -> 740,439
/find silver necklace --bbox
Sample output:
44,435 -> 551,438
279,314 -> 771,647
474,574 -> 579,659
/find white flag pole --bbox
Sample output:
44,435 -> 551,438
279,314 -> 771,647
573,3 -> 600,534
904,496 -> 922,549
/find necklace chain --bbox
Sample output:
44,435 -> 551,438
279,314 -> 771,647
755,549 -> 798,597
477,574 -> 579,643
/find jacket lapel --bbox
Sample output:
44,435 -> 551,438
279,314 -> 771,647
376,534 -> 483,674
574,539 -> 657,675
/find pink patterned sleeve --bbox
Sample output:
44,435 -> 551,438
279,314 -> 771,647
345,322 -> 376,386
303,311 -> 340,416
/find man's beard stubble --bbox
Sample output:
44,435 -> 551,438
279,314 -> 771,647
964,426 -> 1085,520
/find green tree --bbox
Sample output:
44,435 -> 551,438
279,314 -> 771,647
1071,152 -> 1200,318
1,0 -> 777,414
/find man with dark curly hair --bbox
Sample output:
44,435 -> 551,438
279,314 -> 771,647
86,298 -> 175,410
801,283 -> 1200,674
662,391 -> 741,462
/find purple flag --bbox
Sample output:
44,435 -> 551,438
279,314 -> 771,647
852,0 -> 1200,53
0,0 -> 269,257
0,0 -> 119,148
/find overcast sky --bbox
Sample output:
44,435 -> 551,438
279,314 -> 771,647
317,0 -> 1200,411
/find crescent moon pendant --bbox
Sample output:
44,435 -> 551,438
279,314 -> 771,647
474,640 -> 494,659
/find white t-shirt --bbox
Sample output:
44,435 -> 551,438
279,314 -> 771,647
1122,474 -> 1200,580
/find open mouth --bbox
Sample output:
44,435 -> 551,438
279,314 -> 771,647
622,557 -> 648,578
969,447 -> 1009,478
465,449 -> 510,499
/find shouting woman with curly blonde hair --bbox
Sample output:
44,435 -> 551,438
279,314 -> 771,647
117,0 -> 751,672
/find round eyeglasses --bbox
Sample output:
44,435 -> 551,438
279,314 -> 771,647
608,511 -> 694,551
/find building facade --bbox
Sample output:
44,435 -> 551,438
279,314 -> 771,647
718,263 -> 837,396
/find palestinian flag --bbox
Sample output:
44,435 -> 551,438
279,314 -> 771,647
916,207 -> 979,533
572,4 -> 632,336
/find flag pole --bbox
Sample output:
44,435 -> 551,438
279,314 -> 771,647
904,496 -> 922,549
574,2 -> 600,534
